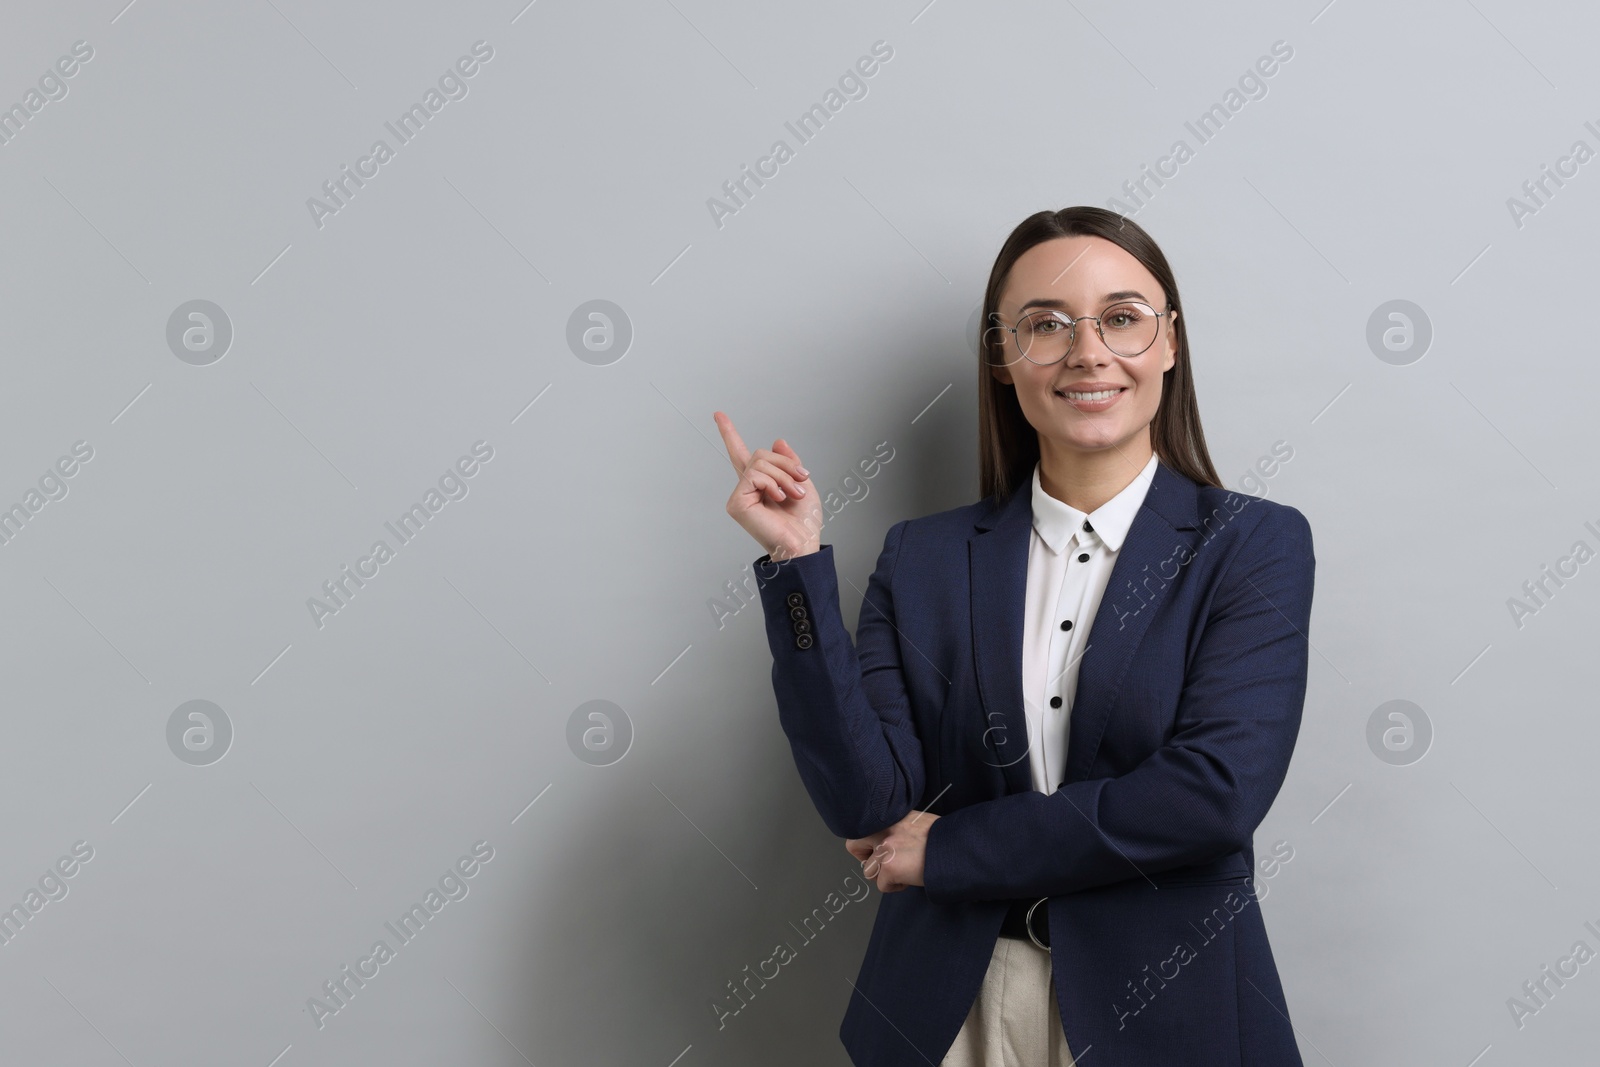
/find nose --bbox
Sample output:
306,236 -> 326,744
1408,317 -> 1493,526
1064,322 -> 1116,368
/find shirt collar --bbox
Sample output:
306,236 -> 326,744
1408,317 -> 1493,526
1030,453 -> 1159,555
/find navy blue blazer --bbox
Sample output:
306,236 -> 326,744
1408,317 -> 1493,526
752,458 -> 1315,1066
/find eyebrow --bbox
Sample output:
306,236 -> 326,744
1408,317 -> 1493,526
1016,290 -> 1149,313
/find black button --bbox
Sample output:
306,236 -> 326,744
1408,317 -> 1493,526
1050,696 -> 1062,708
1077,552 -> 1089,562
792,619 -> 812,635
795,633 -> 814,649
786,592 -> 805,608
789,606 -> 808,621
1060,619 -> 1072,631
1083,520 -> 1093,532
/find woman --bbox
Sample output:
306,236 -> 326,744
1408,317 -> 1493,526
714,206 -> 1314,1066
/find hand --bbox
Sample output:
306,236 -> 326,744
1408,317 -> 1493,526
714,411 -> 823,560
845,810 -> 939,893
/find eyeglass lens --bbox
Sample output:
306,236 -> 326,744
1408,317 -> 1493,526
1010,302 -> 1159,365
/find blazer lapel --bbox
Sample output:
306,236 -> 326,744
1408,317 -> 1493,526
970,459 -> 1203,795
1063,461 -> 1202,784
969,481 -> 1035,795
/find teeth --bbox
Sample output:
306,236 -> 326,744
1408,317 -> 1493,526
1060,388 -> 1123,401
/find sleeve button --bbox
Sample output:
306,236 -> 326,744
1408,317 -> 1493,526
795,633 -> 814,650
786,592 -> 805,607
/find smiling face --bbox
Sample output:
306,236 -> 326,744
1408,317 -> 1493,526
989,235 -> 1178,467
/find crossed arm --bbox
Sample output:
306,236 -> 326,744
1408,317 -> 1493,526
756,506 -> 1315,903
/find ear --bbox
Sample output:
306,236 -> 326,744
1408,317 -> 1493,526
981,312 -> 1013,384
1161,310 -> 1178,374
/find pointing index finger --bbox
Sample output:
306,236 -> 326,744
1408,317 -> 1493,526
713,411 -> 751,474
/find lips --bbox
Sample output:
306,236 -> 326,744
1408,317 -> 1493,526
1054,385 -> 1127,412
1056,386 -> 1126,399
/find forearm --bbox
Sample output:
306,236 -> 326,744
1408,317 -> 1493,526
921,742 -> 1271,901
755,527 -> 925,840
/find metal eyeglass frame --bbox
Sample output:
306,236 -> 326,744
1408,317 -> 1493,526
992,300 -> 1174,367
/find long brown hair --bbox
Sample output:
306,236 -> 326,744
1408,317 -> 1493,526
977,207 -> 1221,503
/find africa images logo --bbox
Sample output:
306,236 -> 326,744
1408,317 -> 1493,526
306,841 -> 495,1030
305,41 -> 495,230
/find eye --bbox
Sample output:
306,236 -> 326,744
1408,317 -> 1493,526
1022,312 -> 1069,334
1103,305 -> 1147,330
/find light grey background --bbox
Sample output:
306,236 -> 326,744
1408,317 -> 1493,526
0,0 -> 1595,1064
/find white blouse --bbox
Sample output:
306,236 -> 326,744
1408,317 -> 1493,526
1022,453 -> 1160,793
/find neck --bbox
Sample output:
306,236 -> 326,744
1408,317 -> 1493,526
1036,435 -> 1154,514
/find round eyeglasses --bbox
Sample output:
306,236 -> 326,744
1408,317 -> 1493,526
987,301 -> 1173,367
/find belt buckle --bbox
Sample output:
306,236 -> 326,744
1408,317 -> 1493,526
1024,896 -> 1049,950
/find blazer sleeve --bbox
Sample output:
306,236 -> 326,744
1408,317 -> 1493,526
752,519 -> 926,841
922,504 -> 1315,903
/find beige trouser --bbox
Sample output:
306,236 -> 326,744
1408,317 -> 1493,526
940,935 -> 1077,1066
